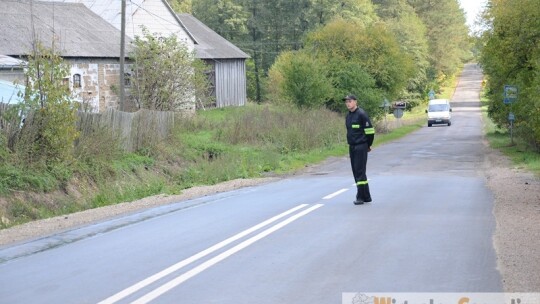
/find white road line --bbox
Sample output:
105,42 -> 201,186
323,189 -> 348,200
98,204 -> 310,304
132,204 -> 324,304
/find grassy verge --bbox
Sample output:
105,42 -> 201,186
482,104 -> 540,176
480,82 -> 540,175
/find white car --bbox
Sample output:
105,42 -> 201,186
426,99 -> 452,127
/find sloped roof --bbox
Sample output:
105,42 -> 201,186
40,0 -> 196,48
0,56 -> 26,69
177,14 -> 249,59
0,0 -> 131,58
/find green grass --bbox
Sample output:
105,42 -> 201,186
482,105 -> 540,175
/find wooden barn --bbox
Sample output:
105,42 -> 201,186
178,13 -> 250,107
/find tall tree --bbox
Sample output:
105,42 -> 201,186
192,0 -> 248,40
480,0 -> 540,149
374,0 -> 430,105
169,0 -> 192,13
408,0 -> 470,81
192,0 -> 379,102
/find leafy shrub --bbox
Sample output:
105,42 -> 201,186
270,51 -> 334,108
130,27 -> 212,111
13,43 -> 79,167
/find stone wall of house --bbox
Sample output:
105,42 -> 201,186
99,63 -> 121,111
68,59 -> 121,112
69,63 -> 100,112
67,59 -> 195,114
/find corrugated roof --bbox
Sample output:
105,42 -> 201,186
0,0 -> 131,58
177,14 -> 249,59
0,55 -> 26,68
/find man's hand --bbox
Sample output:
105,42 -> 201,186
368,147 -> 372,152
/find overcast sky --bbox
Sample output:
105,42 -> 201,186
458,0 -> 487,32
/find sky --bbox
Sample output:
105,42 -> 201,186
458,0 -> 487,32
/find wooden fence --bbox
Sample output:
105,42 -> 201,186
78,108 -> 175,152
0,105 -> 176,152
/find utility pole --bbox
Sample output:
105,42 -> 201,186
119,0 -> 126,111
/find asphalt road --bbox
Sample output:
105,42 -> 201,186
0,64 -> 502,303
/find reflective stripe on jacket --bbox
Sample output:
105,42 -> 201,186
346,107 -> 375,146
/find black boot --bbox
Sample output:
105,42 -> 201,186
357,184 -> 372,203
353,188 -> 364,205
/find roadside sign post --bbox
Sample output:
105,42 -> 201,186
508,112 -> 515,145
392,101 -> 406,128
504,85 -> 518,145
380,98 -> 391,133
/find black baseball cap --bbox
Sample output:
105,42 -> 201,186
342,95 -> 357,101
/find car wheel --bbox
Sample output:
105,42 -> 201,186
428,123 -> 432,127
448,121 -> 451,126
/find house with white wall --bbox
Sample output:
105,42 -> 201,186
1,0 -> 248,111
44,0 -> 249,108
0,0 -> 133,112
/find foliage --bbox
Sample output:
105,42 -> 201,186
269,19 -> 413,120
193,0 -> 379,102
270,51 -> 333,108
129,27 -> 212,111
483,105 -> 540,175
11,42 -> 79,167
192,0 -> 471,104
479,0 -> 540,150
192,0 -> 248,41
169,0 -> 192,13
408,0 -> 471,81
374,0 -> 430,107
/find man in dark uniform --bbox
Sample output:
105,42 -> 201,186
344,95 -> 375,205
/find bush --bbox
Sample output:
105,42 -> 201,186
13,43 -> 79,167
274,51 -> 334,108
130,27 -> 212,111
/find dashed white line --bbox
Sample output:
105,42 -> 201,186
98,204 -> 310,304
323,189 -> 349,200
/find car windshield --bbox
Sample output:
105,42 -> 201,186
428,104 -> 448,112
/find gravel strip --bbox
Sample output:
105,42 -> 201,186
484,145 -> 540,291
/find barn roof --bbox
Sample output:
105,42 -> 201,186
177,14 -> 249,60
0,0 -> 131,58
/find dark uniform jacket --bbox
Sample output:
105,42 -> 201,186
346,107 -> 375,146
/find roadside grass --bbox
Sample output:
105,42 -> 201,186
480,82 -> 540,176
482,105 -> 540,176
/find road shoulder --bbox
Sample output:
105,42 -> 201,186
484,141 -> 540,291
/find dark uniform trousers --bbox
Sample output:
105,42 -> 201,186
349,142 -> 372,202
